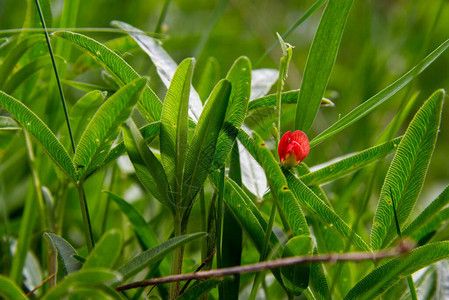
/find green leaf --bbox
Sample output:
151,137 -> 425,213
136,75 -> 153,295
370,90 -> 445,250
44,233 -> 82,275
82,229 -> 123,269
160,58 -> 194,193
42,269 -> 122,300
283,169 -> 370,251
0,91 -> 77,180
401,185 -> 449,243
112,21 -> 203,120
74,77 -> 147,180
181,79 -> 231,214
0,275 -> 27,300
0,34 -> 44,88
62,79 -> 115,93
295,0 -> 353,132
310,250 -> 330,300
344,241 -> 449,300
117,232 -> 206,280
310,39 -> 449,148
212,56 -> 251,170
300,137 -> 402,186
123,120 -> 174,213
281,236 -> 313,296
105,191 -> 159,249
52,30 -> 162,123
177,279 -> 223,300
247,90 -> 300,112
238,130 -> 310,236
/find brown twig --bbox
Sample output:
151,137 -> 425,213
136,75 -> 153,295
179,249 -> 217,295
26,273 -> 56,297
116,242 -> 412,292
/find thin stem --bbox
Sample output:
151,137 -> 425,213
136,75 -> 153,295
34,0 -> 76,154
169,215 -> 184,299
116,244 -> 411,291
155,0 -> 172,34
216,165 -> 225,299
76,182 -> 95,252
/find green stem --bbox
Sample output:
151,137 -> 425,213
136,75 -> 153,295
169,215 -> 184,299
34,0 -> 76,154
76,182 -> 95,252
216,165 -> 225,299
155,0 -> 172,34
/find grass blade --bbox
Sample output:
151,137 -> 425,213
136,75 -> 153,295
295,0 -> 353,132
370,90 -> 444,250
310,39 -> 449,148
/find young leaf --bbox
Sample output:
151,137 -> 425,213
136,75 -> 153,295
310,39 -> 449,148
52,31 -> 162,123
0,275 -> 27,300
344,241 -> 449,300
117,232 -> 206,280
371,90 -> 445,250
123,120 -> 174,214
212,56 -> 251,170
44,233 -> 82,275
0,91 -> 77,180
301,136 -> 402,186
295,0 -> 353,132
112,21 -> 203,121
82,229 -> 123,269
181,79 -> 231,214
160,58 -> 194,193
283,169 -> 370,251
74,77 -> 147,180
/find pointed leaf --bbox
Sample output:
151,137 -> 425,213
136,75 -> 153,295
74,77 -> 147,179
371,90 -> 444,250
295,0 -> 353,132
311,39 -> 449,147
53,31 -> 162,123
0,91 -> 77,180
44,233 -> 81,275
0,275 -> 27,300
160,58 -> 194,192
117,232 -> 206,280
181,79 -> 231,210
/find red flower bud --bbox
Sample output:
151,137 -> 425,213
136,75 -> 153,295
278,130 -> 310,167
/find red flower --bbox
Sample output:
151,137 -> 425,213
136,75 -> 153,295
278,130 -> 310,167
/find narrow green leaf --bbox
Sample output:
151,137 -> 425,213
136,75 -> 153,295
160,58 -> 194,193
400,185 -> 449,243
301,137 -> 402,186
112,21 -> 203,120
177,279 -> 223,300
44,233 -> 81,275
82,229 -> 123,269
371,90 -> 445,250
74,77 -> 147,180
42,269 -> 122,300
123,120 -> 174,213
62,79 -> 115,93
181,79 -> 231,212
248,90 -> 300,112
238,130 -> 310,236
284,169 -> 370,251
344,241 -> 449,300
311,39 -> 449,148
117,232 -> 206,280
295,0 -> 353,132
0,91 -> 77,180
212,56 -> 251,170
52,30 -> 162,123
105,191 -> 159,249
0,34 -> 44,88
0,275 -> 27,300
310,250 -> 330,300
281,236 -> 313,295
